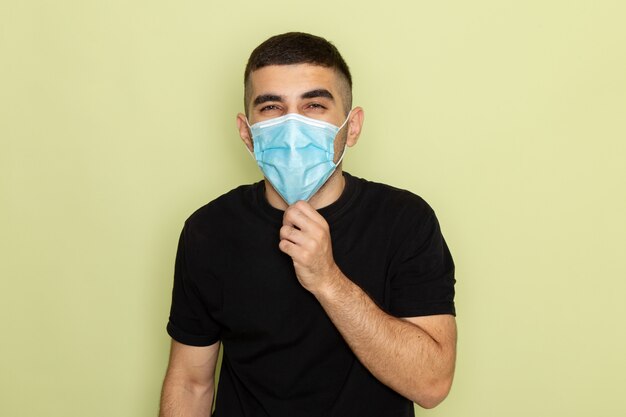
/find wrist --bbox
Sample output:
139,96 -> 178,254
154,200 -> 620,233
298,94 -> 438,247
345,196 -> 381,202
311,264 -> 346,300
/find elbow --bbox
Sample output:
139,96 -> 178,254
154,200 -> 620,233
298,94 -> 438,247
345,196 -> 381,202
415,394 -> 446,410
163,372 -> 215,398
411,376 -> 453,409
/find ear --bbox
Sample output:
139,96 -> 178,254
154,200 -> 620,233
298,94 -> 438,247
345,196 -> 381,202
346,107 -> 364,147
236,113 -> 254,152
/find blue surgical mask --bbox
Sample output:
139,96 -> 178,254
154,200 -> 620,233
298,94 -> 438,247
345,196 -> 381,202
247,112 -> 350,205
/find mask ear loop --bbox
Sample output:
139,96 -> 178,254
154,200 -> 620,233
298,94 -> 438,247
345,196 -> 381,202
243,117 -> 257,161
337,109 -> 353,131
334,109 -> 353,166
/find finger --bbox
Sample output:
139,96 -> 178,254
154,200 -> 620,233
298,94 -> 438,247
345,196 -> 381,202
280,238 -> 315,268
278,238 -> 298,257
283,205 -> 316,232
279,224 -> 305,245
291,200 -> 328,229
283,202 -> 329,233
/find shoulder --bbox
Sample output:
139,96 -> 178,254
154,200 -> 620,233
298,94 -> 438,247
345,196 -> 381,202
184,181 -> 262,234
348,173 -> 435,226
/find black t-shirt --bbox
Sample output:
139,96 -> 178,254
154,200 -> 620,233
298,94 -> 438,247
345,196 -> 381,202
167,172 -> 455,417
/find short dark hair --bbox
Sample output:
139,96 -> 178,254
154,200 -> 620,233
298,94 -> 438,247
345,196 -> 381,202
244,32 -> 352,115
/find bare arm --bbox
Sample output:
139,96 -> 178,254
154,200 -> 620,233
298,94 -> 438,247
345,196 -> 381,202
314,271 -> 456,408
279,201 -> 457,409
159,339 -> 221,417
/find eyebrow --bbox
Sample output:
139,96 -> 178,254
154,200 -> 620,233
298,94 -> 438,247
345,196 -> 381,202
252,89 -> 335,107
301,89 -> 334,101
253,94 -> 283,106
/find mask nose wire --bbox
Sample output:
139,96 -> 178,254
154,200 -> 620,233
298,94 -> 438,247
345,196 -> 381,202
247,111 -> 352,129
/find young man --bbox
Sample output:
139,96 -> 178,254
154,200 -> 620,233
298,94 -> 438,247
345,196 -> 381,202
160,32 -> 457,417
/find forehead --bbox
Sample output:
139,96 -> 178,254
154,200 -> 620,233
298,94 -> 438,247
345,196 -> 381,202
248,64 -> 342,97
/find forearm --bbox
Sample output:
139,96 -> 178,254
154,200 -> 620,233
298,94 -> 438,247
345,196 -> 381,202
278,201 -> 456,407
159,376 -> 214,417
313,268 -> 455,408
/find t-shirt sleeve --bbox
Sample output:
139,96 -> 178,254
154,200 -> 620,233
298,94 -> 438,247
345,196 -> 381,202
166,223 -> 222,346
388,205 -> 456,318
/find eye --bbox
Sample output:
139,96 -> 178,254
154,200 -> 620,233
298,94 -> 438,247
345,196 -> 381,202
306,102 -> 327,110
260,104 -> 281,112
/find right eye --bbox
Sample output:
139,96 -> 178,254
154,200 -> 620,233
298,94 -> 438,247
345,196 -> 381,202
260,104 -> 281,112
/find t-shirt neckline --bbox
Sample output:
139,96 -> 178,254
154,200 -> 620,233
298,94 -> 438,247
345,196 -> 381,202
255,172 -> 361,226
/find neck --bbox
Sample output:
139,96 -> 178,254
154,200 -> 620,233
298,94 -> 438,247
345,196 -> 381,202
265,169 -> 346,210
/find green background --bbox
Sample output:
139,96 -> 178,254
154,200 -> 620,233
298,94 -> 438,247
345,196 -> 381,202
1,1 -> 625,416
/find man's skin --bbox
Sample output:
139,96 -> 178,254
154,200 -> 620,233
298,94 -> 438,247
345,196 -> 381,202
159,64 -> 457,416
